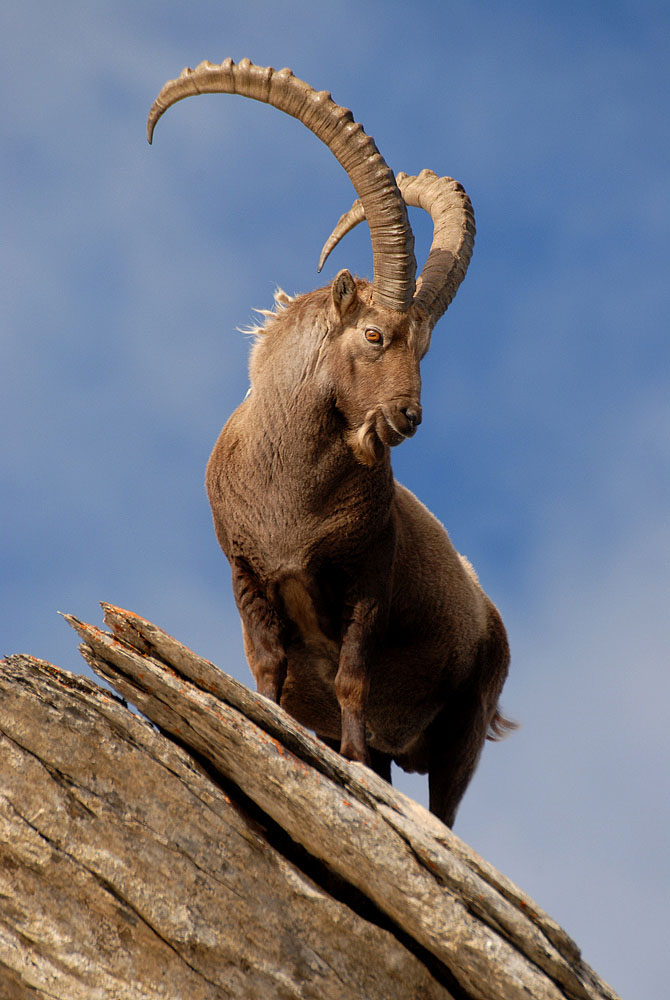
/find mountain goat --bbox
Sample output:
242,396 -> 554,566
148,58 -> 514,827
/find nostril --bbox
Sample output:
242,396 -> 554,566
402,406 -> 422,430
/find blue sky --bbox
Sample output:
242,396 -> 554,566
2,3 -> 668,995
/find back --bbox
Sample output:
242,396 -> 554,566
390,482 -> 489,653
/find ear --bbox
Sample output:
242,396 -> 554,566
331,269 -> 358,318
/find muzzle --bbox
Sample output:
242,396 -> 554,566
349,398 -> 423,465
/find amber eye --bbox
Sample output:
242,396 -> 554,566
365,328 -> 383,344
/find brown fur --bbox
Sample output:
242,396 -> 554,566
206,273 -> 513,828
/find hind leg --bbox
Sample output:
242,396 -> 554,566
427,696 -> 490,828
430,607 -> 511,827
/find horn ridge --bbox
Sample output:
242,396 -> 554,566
317,169 -> 476,328
147,58 -> 416,312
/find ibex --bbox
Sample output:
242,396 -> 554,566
148,58 -> 514,827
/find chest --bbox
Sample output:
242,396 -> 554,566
211,410 -> 394,578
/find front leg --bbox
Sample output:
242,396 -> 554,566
335,543 -> 393,765
335,599 -> 376,764
231,557 -> 287,702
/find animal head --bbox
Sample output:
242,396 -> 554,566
148,58 -> 475,465
324,269 -> 428,465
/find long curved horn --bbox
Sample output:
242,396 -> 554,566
318,169 -> 475,327
147,58 -> 416,313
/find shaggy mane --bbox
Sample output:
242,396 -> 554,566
238,287 -> 294,338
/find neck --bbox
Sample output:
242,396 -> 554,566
244,376 -> 392,504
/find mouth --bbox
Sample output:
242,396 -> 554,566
348,404 -> 422,465
375,415 -> 407,448
377,403 -> 422,445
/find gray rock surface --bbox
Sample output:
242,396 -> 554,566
0,606 -> 621,999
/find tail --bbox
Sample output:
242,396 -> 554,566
487,709 -> 519,742
481,604 -> 517,742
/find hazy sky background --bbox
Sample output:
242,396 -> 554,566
2,3 -> 668,996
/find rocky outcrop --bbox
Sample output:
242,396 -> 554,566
0,606 -> 620,999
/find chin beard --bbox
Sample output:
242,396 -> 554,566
347,408 -> 405,466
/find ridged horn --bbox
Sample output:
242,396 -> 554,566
147,58 -> 416,312
318,169 -> 475,327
